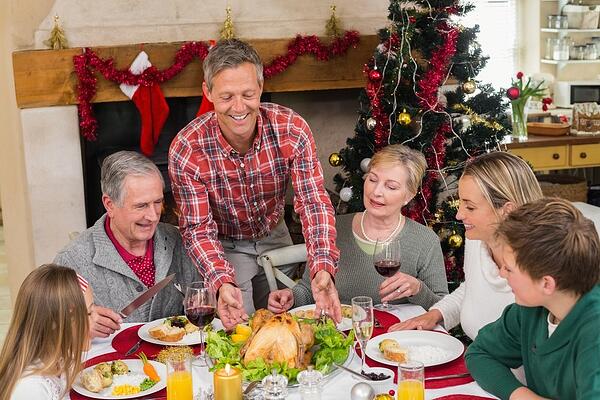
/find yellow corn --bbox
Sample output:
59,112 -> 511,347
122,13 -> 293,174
111,384 -> 141,395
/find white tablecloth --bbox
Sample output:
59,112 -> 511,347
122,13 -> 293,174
86,304 -> 496,400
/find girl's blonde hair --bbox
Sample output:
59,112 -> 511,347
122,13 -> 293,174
462,151 -> 543,214
368,144 -> 427,195
0,264 -> 89,400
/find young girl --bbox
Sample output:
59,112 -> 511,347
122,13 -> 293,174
0,264 -> 92,400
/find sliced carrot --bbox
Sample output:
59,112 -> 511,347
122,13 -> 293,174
138,352 -> 160,382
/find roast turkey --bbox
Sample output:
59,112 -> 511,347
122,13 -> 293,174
242,310 -> 314,369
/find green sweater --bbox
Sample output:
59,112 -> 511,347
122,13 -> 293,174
465,285 -> 600,400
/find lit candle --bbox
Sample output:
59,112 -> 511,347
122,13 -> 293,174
214,363 -> 242,400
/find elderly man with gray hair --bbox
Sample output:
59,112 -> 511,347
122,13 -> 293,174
55,150 -> 199,338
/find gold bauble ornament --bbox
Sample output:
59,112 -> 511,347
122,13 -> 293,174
366,117 -> 377,130
398,108 -> 411,125
329,152 -> 342,167
449,199 -> 460,210
462,80 -> 477,94
448,231 -> 464,249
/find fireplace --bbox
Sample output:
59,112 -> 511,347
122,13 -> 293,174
85,93 -> 273,227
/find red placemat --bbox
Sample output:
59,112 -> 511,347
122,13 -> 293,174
111,324 -> 201,358
70,352 -> 167,400
373,309 -> 400,335
433,396 -> 495,400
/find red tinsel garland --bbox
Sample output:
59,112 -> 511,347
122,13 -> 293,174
364,33 -> 400,150
416,22 -> 459,111
403,21 -> 458,225
73,31 -> 360,141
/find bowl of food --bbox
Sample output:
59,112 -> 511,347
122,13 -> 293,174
351,366 -> 395,394
206,308 -> 355,387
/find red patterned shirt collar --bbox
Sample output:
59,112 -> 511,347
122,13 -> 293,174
104,215 -> 155,287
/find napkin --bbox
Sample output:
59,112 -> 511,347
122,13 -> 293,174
70,351 -> 166,400
111,324 -> 201,357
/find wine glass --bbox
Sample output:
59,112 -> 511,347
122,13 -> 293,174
351,296 -> 374,373
373,239 -> 401,309
184,281 -> 216,366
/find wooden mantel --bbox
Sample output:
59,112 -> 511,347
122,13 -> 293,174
12,36 -> 379,109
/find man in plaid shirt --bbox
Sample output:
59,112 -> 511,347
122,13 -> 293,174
169,39 -> 341,329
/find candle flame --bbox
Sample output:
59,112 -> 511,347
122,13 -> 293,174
225,363 -> 231,375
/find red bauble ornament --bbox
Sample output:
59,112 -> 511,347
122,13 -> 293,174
369,69 -> 382,81
506,86 -> 520,100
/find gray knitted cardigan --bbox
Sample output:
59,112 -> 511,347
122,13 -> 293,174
54,214 -> 200,322
292,213 -> 449,309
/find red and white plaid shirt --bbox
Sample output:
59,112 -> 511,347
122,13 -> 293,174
169,102 -> 339,291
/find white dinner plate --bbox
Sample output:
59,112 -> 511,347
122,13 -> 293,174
288,304 -> 353,331
72,359 -> 166,399
365,330 -> 464,367
138,316 -> 225,346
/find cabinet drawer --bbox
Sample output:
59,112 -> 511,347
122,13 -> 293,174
570,143 -> 600,167
509,146 -> 568,170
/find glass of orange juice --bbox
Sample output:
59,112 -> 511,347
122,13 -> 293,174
166,354 -> 193,400
397,361 -> 425,400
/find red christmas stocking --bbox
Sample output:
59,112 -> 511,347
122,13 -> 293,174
196,95 -> 214,117
120,51 -> 169,156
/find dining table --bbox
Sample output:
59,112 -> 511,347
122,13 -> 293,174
81,303 -> 498,400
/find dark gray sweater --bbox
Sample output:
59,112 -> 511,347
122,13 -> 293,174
293,213 -> 448,309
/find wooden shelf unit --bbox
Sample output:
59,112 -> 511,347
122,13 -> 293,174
505,134 -> 600,170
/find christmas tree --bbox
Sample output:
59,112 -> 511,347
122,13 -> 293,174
332,0 -> 510,286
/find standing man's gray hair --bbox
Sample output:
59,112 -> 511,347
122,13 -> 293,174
100,151 -> 164,206
202,39 -> 264,92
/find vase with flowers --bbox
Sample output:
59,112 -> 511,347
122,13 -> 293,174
506,72 -> 552,142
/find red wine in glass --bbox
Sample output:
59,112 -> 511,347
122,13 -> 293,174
373,240 -> 401,309
374,259 -> 401,277
186,305 -> 216,328
184,282 -> 216,366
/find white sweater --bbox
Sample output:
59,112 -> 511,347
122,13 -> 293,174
11,372 -> 69,400
430,239 -> 514,340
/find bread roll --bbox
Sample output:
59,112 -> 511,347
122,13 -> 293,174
149,324 -> 185,342
378,338 -> 408,362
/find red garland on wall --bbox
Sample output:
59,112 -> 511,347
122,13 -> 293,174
73,31 -> 360,141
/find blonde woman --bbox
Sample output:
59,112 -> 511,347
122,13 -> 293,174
0,264 -> 92,400
390,151 -> 544,339
269,144 -> 448,311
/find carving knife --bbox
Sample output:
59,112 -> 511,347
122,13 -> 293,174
119,273 -> 176,319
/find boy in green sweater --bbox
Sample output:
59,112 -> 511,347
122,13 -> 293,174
465,197 -> 600,400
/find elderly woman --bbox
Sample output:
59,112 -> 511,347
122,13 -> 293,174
390,151 -> 544,339
268,144 -> 448,312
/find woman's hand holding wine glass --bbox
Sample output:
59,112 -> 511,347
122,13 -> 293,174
184,281 -> 216,367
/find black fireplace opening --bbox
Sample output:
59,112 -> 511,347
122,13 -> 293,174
82,94 -> 271,228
